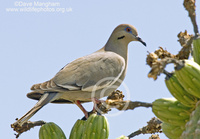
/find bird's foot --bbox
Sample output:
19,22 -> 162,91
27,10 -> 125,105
92,98 -> 107,114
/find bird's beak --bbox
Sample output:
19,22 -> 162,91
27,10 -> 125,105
136,36 -> 146,46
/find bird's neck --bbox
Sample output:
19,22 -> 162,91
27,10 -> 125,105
104,38 -> 129,62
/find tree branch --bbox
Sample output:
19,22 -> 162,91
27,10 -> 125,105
127,117 -> 162,138
183,0 -> 199,35
96,90 -> 152,114
11,120 -> 46,138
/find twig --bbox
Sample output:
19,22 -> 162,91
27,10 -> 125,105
183,0 -> 199,35
177,31 -> 193,59
106,100 -> 152,111
146,43 -> 193,80
96,90 -> 152,114
127,117 -> 162,138
11,120 -> 46,138
147,57 -> 184,80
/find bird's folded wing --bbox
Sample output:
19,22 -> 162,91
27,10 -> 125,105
52,51 -> 125,92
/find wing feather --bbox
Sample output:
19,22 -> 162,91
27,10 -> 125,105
53,52 -> 125,92
31,51 -> 125,92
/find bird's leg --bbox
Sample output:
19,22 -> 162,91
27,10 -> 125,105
92,98 -> 101,112
91,97 -> 106,115
74,100 -> 88,119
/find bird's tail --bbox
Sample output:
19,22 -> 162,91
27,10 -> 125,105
11,92 -> 58,127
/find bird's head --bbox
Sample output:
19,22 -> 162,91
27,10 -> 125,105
111,24 -> 146,46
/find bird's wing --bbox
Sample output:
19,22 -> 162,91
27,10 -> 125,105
52,51 -> 125,92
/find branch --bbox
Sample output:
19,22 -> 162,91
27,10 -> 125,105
183,0 -> 199,35
96,90 -> 152,114
11,120 -> 46,138
127,117 -> 162,138
147,57 -> 184,80
106,100 -> 152,111
146,43 -> 192,80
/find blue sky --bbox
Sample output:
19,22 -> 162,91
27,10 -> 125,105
1,0 -> 200,139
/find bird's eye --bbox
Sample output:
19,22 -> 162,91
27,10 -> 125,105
125,27 -> 131,32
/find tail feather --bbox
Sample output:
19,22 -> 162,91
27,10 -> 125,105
12,92 -> 58,127
27,91 -> 74,103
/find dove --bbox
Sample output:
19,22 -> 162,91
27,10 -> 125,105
11,24 -> 146,128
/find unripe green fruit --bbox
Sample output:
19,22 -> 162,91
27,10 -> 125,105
69,119 -> 86,139
175,60 -> 200,98
82,114 -> 109,139
152,98 -> 192,126
69,114 -> 109,139
165,73 -> 197,107
193,35 -> 200,65
39,122 -> 66,139
162,122 -> 185,139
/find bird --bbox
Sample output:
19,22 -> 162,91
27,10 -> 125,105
11,24 -> 146,128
